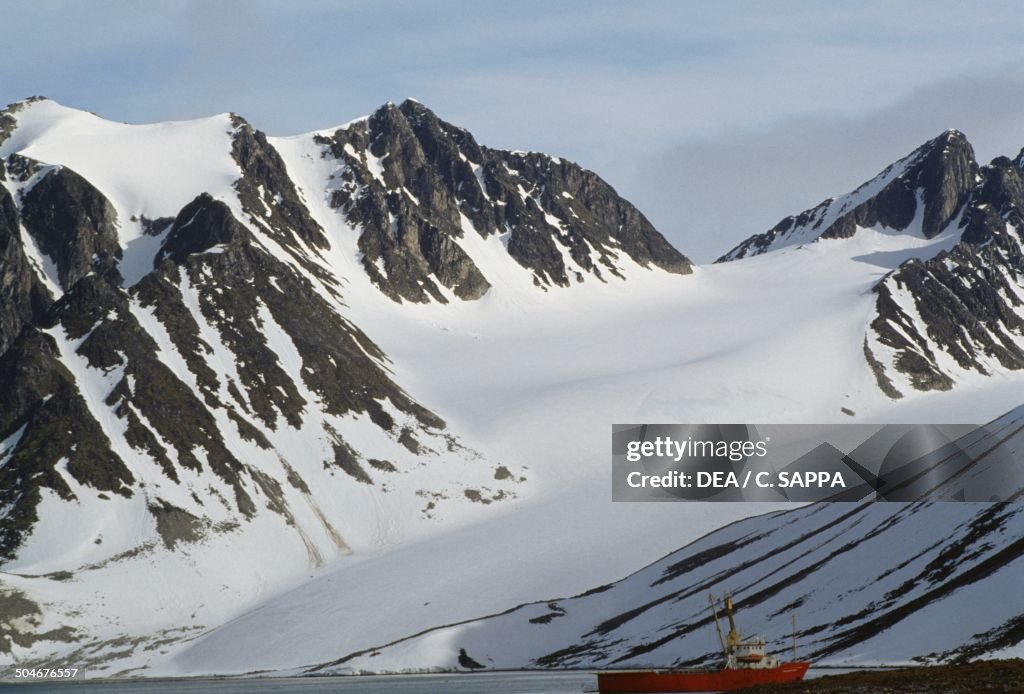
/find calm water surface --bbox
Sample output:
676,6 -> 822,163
0,668 -> 879,692
2,671 -> 595,693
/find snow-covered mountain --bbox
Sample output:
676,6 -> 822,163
0,97 -> 695,674
720,128 -> 1024,401
2,98 -> 1024,677
718,129 -> 975,263
310,409 -> 1024,673
0,97 -> 543,568
295,99 -> 691,303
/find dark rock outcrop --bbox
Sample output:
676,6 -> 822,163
230,116 -> 329,252
0,110 -> 17,150
720,130 -> 977,261
156,192 -> 239,264
0,180 -> 52,354
0,328 -> 134,561
318,100 -> 691,302
867,154 -> 1024,395
19,162 -> 123,289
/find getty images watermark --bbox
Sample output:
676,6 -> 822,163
612,423 -> 1024,502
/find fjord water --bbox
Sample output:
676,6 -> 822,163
0,672 -> 597,693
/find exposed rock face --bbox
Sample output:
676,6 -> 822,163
230,116 -> 330,253
0,111 -> 17,149
867,155 -> 1024,396
0,322 -> 136,561
719,130 -> 977,261
322,103 -> 491,302
0,179 -> 52,355
19,163 -> 123,289
317,100 -> 691,302
913,131 -> 979,238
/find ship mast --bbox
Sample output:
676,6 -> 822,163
708,593 -> 728,662
724,595 -> 741,647
792,612 -> 797,662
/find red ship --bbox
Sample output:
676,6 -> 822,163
596,594 -> 810,693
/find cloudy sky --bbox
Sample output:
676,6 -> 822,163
5,1 -> 1024,260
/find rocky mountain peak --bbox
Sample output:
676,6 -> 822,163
315,100 -> 691,303
710,125 -> 1024,401
719,129 -> 978,261
902,129 -> 976,238
863,134 -> 1024,398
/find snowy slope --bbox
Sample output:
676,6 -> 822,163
2,99 -> 1024,679
0,99 -> 539,674
158,225 -> 1024,676
300,406 -> 1024,673
319,497 -> 1024,672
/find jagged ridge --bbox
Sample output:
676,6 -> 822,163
866,149 -> 1024,397
718,130 -> 976,262
0,98 -> 540,568
314,99 -> 692,303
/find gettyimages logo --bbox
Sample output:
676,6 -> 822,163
612,423 -> 1024,502
625,431 -> 769,462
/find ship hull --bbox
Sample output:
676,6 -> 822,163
597,661 -> 810,692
